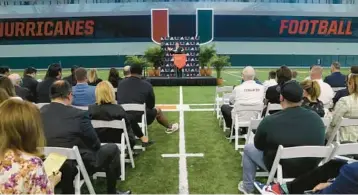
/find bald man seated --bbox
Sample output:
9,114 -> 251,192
8,73 -> 31,101
221,66 -> 265,131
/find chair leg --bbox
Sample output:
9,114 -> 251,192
74,171 -> 81,195
121,150 -> 125,181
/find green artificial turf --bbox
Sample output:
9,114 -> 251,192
12,67 -> 350,194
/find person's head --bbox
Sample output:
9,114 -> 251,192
0,66 -> 10,76
47,63 -> 62,79
130,64 -> 143,76
300,80 -> 321,101
276,66 -> 292,85
351,66 -> 358,74
50,80 -> 73,105
0,99 -> 45,158
88,68 -> 98,83
75,68 -> 88,83
95,81 -> 116,105
0,88 -> 9,104
175,42 -> 180,48
71,65 -> 79,76
0,76 -> 16,97
268,71 -> 276,80
8,73 -> 22,86
292,71 -> 298,80
331,61 -> 341,73
242,66 -> 255,81
310,65 -> 323,80
278,80 -> 303,109
123,66 -> 131,77
23,66 -> 37,78
347,73 -> 358,96
108,68 -> 119,80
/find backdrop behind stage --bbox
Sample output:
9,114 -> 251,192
1,3 -> 358,68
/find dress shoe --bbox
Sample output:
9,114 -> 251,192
142,140 -> 155,148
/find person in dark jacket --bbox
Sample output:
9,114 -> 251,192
37,63 -> 62,103
0,66 -> 10,77
88,81 -> 152,147
300,80 -> 325,117
324,61 -> 346,88
22,66 -> 38,102
40,80 -> 130,194
88,68 -> 102,86
8,73 -> 31,101
63,65 -> 78,86
108,68 -> 122,88
239,81 -> 325,194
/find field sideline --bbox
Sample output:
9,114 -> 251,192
15,67 -> 349,194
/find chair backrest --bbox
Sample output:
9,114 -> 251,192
330,143 -> 358,161
327,117 -> 358,145
216,86 -> 233,94
245,119 -> 263,145
42,146 -> 96,194
222,93 -> 232,105
234,103 -> 264,112
73,106 -> 88,110
267,144 -> 334,184
91,119 -> 125,129
265,103 -> 282,116
35,103 -> 49,109
332,87 -> 346,92
121,103 -> 146,112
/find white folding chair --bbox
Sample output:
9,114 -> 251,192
214,86 -> 233,119
231,104 -> 264,151
73,106 -> 89,110
35,103 -> 49,109
329,142 -> 358,163
265,103 -> 282,116
120,103 -> 147,151
326,117 -> 358,145
220,93 -> 233,132
43,146 -> 96,195
332,87 -> 346,93
91,119 -> 135,181
266,145 -> 334,185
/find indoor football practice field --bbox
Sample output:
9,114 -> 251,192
16,67 -> 350,194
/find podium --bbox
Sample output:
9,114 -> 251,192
173,54 -> 187,77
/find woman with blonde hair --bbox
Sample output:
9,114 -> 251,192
327,73 -> 358,142
0,76 -> 21,100
300,80 -> 325,117
88,68 -> 103,86
0,99 -> 61,194
88,81 -> 153,147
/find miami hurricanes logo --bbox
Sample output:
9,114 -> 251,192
151,8 -> 214,45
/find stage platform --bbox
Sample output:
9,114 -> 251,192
146,77 -> 217,86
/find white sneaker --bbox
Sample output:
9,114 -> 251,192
165,123 -> 179,134
238,181 -> 253,195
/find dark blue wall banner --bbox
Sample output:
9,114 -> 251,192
0,14 -> 357,44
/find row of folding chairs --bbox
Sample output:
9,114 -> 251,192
36,103 -> 148,182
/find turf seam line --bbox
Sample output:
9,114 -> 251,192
179,86 -> 189,195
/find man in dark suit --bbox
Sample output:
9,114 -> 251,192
41,80 -> 130,194
37,63 -> 62,103
63,65 -> 79,86
169,42 -> 185,77
8,73 -> 31,101
324,61 -> 346,88
22,66 -> 38,102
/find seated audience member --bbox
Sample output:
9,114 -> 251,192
256,159 -> 358,194
263,71 -> 277,91
0,76 -> 22,100
63,65 -> 79,86
310,65 -> 334,106
89,81 -> 150,147
300,80 -> 325,117
292,70 -> 298,80
22,66 -> 38,102
266,66 -> 292,104
0,99 -> 61,194
117,64 -> 178,134
88,68 -> 103,86
327,73 -> 358,143
324,61 -> 346,87
123,66 -> 131,78
239,81 -> 325,194
221,66 -> 264,129
332,75 -> 349,108
72,68 -> 96,106
37,63 -> 62,103
0,66 -> 10,77
108,68 -> 122,88
40,80 -> 130,194
0,88 -> 9,103
8,73 -> 31,101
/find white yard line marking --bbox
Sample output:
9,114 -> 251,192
222,71 -> 242,79
178,86 -> 189,194
162,153 -> 204,158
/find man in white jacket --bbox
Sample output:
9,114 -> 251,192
221,66 -> 265,129
310,65 -> 334,106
